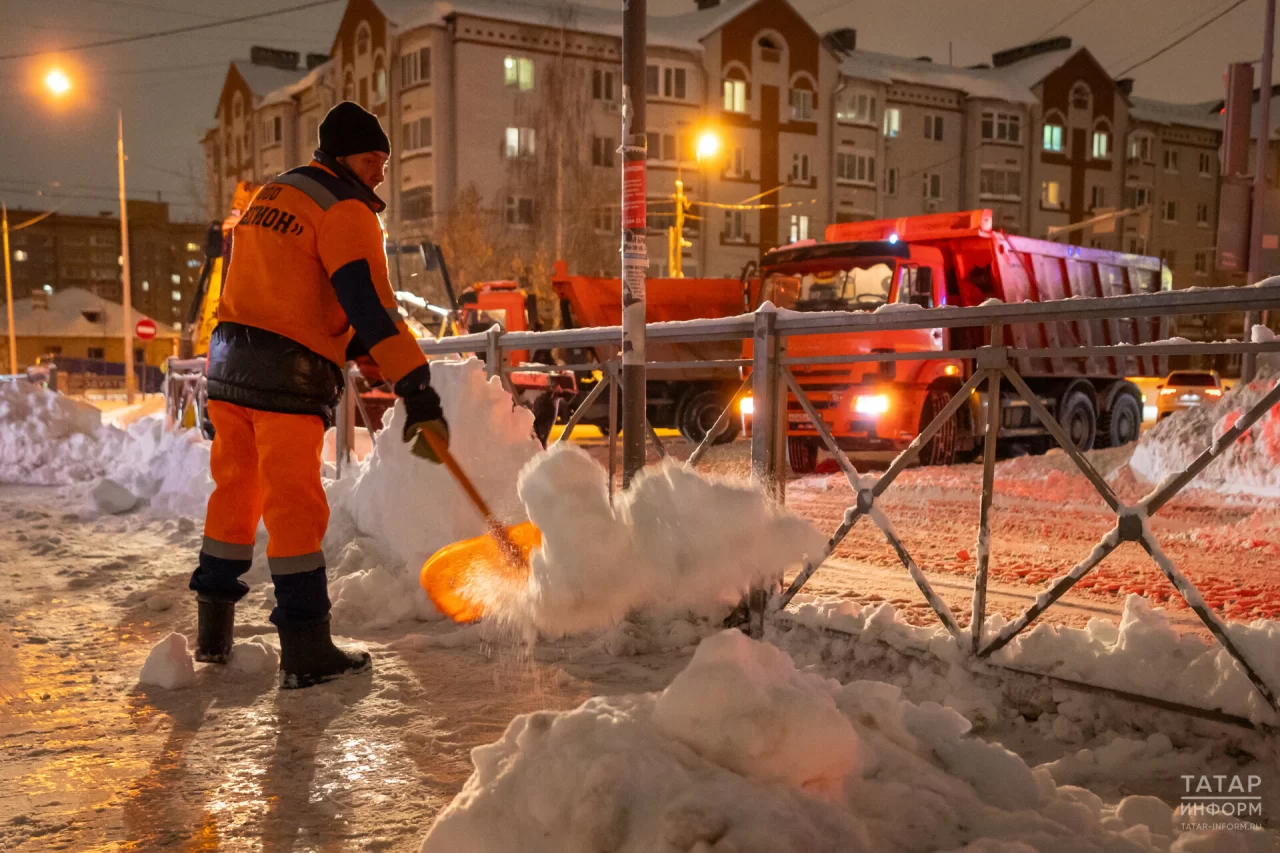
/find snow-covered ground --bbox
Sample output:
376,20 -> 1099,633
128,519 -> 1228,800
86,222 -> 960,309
2,364 -> 1279,852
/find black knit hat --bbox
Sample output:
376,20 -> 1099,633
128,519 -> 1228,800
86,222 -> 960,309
318,101 -> 390,157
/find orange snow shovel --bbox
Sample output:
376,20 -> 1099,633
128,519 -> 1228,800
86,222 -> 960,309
416,426 -> 539,622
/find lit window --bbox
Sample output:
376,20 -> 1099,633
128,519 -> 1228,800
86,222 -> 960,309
789,214 -> 810,243
172,321 -> 182,330
790,89 -> 813,121
186,242 -> 199,252
503,56 -> 534,91
171,289 -> 182,301
504,126 -> 535,159
12,250 -> 27,262
141,280 -> 150,292
1041,181 -> 1062,208
171,273 -> 181,284
1043,123 -> 1064,152
836,91 -> 876,124
723,79 -> 746,113
883,108 -> 901,138
1092,130 -> 1109,159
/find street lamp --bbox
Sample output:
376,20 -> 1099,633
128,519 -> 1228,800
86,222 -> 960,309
44,68 -> 137,402
670,126 -> 721,278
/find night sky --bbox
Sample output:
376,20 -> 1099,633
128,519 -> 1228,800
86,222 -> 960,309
0,0 -> 1274,222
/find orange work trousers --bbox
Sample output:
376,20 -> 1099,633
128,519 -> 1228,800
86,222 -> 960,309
201,400 -> 329,575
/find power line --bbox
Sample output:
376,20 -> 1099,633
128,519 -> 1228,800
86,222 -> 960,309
0,0 -> 342,61
1032,0 -> 1100,41
1113,0 -> 1251,77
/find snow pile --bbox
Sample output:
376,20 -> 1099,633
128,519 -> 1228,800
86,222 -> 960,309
229,636 -> 279,674
1130,333 -> 1280,497
0,380 -> 127,485
323,358 -> 542,628
97,414 -> 213,517
787,593 -> 1280,724
421,630 -> 1231,852
470,444 -> 826,638
138,632 -> 197,689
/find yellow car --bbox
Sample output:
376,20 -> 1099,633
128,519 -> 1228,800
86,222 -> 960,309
1155,370 -> 1224,419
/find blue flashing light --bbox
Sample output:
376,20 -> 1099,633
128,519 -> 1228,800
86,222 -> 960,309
888,233 -> 900,244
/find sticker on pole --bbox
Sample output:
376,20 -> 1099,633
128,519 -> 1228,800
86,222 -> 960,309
622,160 -> 646,230
623,234 -> 646,302
135,318 -> 157,341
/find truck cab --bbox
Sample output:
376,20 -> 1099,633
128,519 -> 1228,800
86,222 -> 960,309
457,281 -> 538,367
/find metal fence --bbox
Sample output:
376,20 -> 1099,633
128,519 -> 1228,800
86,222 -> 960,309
165,281 -> 1280,720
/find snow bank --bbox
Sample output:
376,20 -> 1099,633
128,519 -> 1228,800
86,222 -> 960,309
787,594 -> 1280,724
229,635 -> 279,674
1130,338 -> 1280,497
421,630 -> 1234,852
470,444 -> 826,638
0,381 -> 127,485
98,414 -> 213,517
138,632 -> 197,689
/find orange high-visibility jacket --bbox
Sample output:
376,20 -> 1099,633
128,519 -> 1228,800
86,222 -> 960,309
218,160 -> 426,385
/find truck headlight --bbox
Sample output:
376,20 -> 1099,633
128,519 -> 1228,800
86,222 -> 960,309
739,396 -> 754,415
854,394 -> 890,416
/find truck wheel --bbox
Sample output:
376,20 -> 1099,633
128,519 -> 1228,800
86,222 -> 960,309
788,437 -> 818,474
1057,390 -> 1097,452
918,387 -> 959,466
678,389 -> 740,446
1096,390 -> 1142,448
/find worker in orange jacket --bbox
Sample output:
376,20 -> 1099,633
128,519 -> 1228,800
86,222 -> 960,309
189,102 -> 448,688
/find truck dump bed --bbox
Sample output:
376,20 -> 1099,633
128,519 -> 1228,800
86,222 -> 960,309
825,210 -> 1172,378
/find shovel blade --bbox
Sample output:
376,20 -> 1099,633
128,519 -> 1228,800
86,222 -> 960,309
420,521 -> 541,622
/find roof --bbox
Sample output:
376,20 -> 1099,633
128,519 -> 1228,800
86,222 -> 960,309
261,59 -> 332,107
231,60 -> 310,99
0,288 -> 177,339
1128,96 -> 1221,131
983,47 -> 1075,91
838,50 -> 1039,105
372,0 -> 758,51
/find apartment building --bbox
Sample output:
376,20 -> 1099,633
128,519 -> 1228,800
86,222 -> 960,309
4,202 -> 205,331
201,5 -> 1236,317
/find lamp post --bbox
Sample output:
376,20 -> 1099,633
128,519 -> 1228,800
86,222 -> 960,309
45,69 -> 136,402
670,128 -> 720,278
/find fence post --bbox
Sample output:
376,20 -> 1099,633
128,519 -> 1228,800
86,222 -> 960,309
748,308 -> 786,638
486,325 -> 502,381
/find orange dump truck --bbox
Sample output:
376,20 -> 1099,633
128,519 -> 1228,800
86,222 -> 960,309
746,209 -> 1170,473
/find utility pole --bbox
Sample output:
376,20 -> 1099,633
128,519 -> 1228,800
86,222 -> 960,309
620,0 -> 647,485
118,110 -> 136,403
2,203 -> 15,377
1244,0 -> 1276,383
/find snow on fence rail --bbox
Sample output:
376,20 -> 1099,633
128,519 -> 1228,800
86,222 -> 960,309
165,279 -> 1280,721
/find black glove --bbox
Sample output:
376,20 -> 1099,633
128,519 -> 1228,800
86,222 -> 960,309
396,365 -> 449,463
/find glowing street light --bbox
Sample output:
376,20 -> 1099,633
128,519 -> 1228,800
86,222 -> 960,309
695,129 -> 721,164
45,68 -> 71,97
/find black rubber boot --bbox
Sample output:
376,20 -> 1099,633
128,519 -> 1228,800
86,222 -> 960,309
277,616 -> 371,689
195,596 -> 235,664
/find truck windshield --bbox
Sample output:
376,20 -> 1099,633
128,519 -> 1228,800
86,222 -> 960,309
761,260 -> 897,311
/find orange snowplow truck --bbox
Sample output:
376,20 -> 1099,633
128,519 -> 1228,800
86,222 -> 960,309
745,209 -> 1170,473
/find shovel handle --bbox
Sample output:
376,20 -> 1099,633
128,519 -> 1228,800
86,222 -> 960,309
418,424 -> 496,523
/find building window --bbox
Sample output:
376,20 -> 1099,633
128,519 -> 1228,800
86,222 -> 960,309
402,117 -> 432,152
885,167 -> 898,196
1194,251 -> 1210,275
791,153 -> 811,182
505,195 -> 534,227
1090,185 -> 1106,210
1070,82 -> 1092,110
647,63 -> 688,100
883,107 -> 901,138
1129,134 -> 1153,163
141,280 -> 150,291
1196,202 -> 1210,226
726,146 -> 745,177
343,69 -> 354,101
12,250 -> 27,262
504,56 -> 534,91
355,22 -> 370,57
593,208 -> 617,234
1199,151 -> 1213,176
789,214 -> 810,243
981,111 -> 1021,143
979,167 -> 1021,199
374,61 -> 387,103
645,132 -> 688,164
88,347 -> 105,360
924,114 -> 944,141
836,90 -> 876,124
171,289 -> 182,301
1162,200 -> 1177,222
592,136 -> 616,167
401,47 -> 431,87
923,172 -> 941,199
723,210 -> 745,241
790,88 -> 814,121
723,79 -> 747,113
504,126 -> 536,159
170,273 -> 181,284
1041,181 -> 1062,209
1043,122 -> 1064,152
1092,129 -> 1109,159
401,186 -> 433,221
836,151 -> 875,185
1125,186 -> 1152,208
592,69 -> 615,101
1164,149 -> 1179,172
